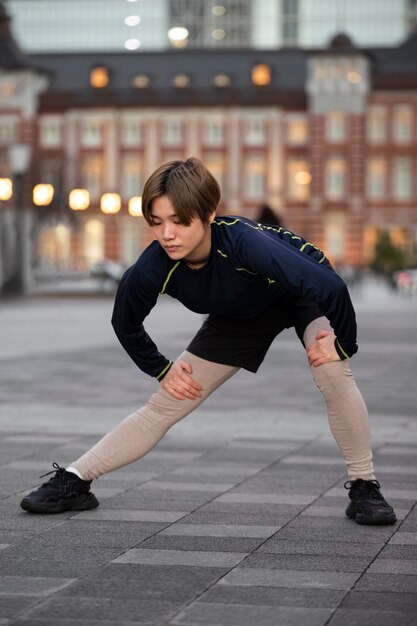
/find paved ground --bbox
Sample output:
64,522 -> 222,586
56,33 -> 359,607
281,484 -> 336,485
0,280 -> 416,625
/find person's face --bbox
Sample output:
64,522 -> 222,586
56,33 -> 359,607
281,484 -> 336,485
150,195 -> 214,264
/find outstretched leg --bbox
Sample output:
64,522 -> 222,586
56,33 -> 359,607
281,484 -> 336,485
70,351 -> 238,480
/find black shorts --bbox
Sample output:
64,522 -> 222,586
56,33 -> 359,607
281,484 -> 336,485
186,298 -> 325,373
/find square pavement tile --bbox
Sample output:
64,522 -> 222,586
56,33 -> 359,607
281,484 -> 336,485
354,573 -> 417,593
219,568 -> 359,590
367,559 -> 417,575
239,553 -> 371,573
327,608 -> 417,626
389,532 -> 417,545
140,535 -> 264,553
160,524 -> 280,538
0,595 -> 40,619
340,590 -> 417,612
0,576 -> 75,596
74,509 -> 188,522
214,493 -> 317,505
93,563 -> 228,585
112,548 -> 248,568
169,602 -> 333,626
258,539 -> 381,557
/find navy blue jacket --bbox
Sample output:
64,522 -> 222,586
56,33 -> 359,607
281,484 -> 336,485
111,216 -> 358,379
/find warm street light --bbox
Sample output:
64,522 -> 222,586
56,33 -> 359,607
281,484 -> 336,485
69,188 -> 90,211
0,178 -> 13,201
128,196 -> 142,217
101,192 -> 121,214
168,26 -> 189,48
33,183 -> 54,206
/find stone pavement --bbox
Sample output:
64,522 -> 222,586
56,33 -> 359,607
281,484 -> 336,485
0,282 -> 416,625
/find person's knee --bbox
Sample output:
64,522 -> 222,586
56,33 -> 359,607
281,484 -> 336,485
311,360 -> 353,394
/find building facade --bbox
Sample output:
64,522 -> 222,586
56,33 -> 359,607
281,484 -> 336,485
1,6 -> 417,278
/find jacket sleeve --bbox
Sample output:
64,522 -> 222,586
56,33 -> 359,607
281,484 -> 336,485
111,254 -> 173,380
233,225 -> 358,359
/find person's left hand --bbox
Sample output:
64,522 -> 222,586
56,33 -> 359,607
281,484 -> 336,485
307,330 -> 341,367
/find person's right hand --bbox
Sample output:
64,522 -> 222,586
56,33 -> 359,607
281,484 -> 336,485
160,360 -> 203,400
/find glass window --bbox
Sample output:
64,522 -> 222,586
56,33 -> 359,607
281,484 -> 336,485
39,157 -> 62,189
367,158 -> 387,199
367,106 -> 386,143
80,155 -> 103,201
204,152 -> 225,192
324,212 -> 346,261
162,118 -> 183,146
325,156 -> 347,200
81,118 -> 102,148
0,116 -> 17,145
84,219 -> 104,266
121,118 -> 142,147
393,106 -> 413,144
203,118 -> 224,146
40,116 -> 62,148
244,116 -> 266,146
121,155 -> 142,200
287,159 -> 310,201
392,157 -> 412,200
244,154 -> 265,200
286,116 -> 308,145
326,111 -> 346,143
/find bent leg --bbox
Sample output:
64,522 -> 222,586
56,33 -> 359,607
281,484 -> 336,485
303,317 -> 375,480
70,352 -> 238,480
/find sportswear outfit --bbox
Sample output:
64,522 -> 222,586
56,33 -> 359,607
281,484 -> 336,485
20,217 -> 396,524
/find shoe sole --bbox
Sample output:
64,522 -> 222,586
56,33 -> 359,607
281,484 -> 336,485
346,509 -> 397,525
20,492 -> 99,514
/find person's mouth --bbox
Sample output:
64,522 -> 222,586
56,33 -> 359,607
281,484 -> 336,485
165,245 -> 180,252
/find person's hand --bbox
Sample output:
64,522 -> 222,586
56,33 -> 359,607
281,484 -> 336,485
160,360 -> 203,400
307,330 -> 341,367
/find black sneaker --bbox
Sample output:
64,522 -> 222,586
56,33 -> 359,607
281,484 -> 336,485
20,463 -> 99,514
344,479 -> 397,525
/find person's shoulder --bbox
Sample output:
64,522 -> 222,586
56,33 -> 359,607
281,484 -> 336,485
126,241 -> 169,289
213,215 -> 261,238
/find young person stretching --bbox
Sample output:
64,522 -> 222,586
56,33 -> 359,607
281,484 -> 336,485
21,158 -> 396,525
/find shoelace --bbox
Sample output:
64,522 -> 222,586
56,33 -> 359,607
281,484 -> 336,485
38,462 -> 66,488
344,479 -> 383,500
39,462 -> 65,478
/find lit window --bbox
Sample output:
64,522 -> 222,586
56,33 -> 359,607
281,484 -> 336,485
393,106 -> 413,144
286,115 -> 308,145
39,116 -> 62,148
325,156 -> 347,200
245,154 -> 266,200
326,112 -> 346,143
172,74 -> 190,88
367,158 -> 387,200
121,118 -> 142,147
251,64 -> 271,86
121,154 -> 142,200
203,118 -> 224,147
162,118 -> 183,146
90,67 -> 109,89
324,212 -> 346,261
132,74 -> 150,88
212,29 -> 226,40
84,219 -> 104,267
244,116 -> 266,146
204,152 -> 225,192
80,155 -> 103,201
125,39 -> 141,51
81,118 -> 102,148
367,106 -> 386,144
213,73 -> 231,87
287,159 -> 310,201
393,157 -> 412,200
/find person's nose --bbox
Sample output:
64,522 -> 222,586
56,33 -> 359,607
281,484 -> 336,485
162,222 -> 175,240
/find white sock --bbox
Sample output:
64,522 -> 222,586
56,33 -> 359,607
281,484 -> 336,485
66,466 -> 85,480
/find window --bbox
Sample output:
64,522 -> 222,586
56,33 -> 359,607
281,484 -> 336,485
213,73 -> 231,87
81,118 -> 102,148
0,116 -> 17,145
39,157 -> 62,189
172,74 -> 191,88
132,74 -> 151,88
204,152 -> 225,192
367,158 -> 387,200
367,106 -> 386,143
393,106 -> 413,144
251,64 -> 271,86
287,159 -> 310,201
324,212 -> 346,261
393,157 -> 412,200
80,155 -> 103,201
286,116 -> 308,145
162,118 -> 183,146
121,118 -> 142,147
121,155 -> 142,200
325,156 -> 347,200
326,112 -> 346,143
203,118 -> 224,146
244,116 -> 266,146
90,67 -> 109,89
244,154 -> 265,200
40,116 -> 62,148
84,219 -> 104,267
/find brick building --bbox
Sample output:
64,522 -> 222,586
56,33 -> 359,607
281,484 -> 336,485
1,10 -> 417,275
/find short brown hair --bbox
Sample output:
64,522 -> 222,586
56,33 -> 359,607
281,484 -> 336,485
142,157 -> 221,226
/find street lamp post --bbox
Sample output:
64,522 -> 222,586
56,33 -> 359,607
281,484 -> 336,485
5,143 -> 32,295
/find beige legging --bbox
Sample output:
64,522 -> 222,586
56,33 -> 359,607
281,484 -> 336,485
71,316 -> 374,481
